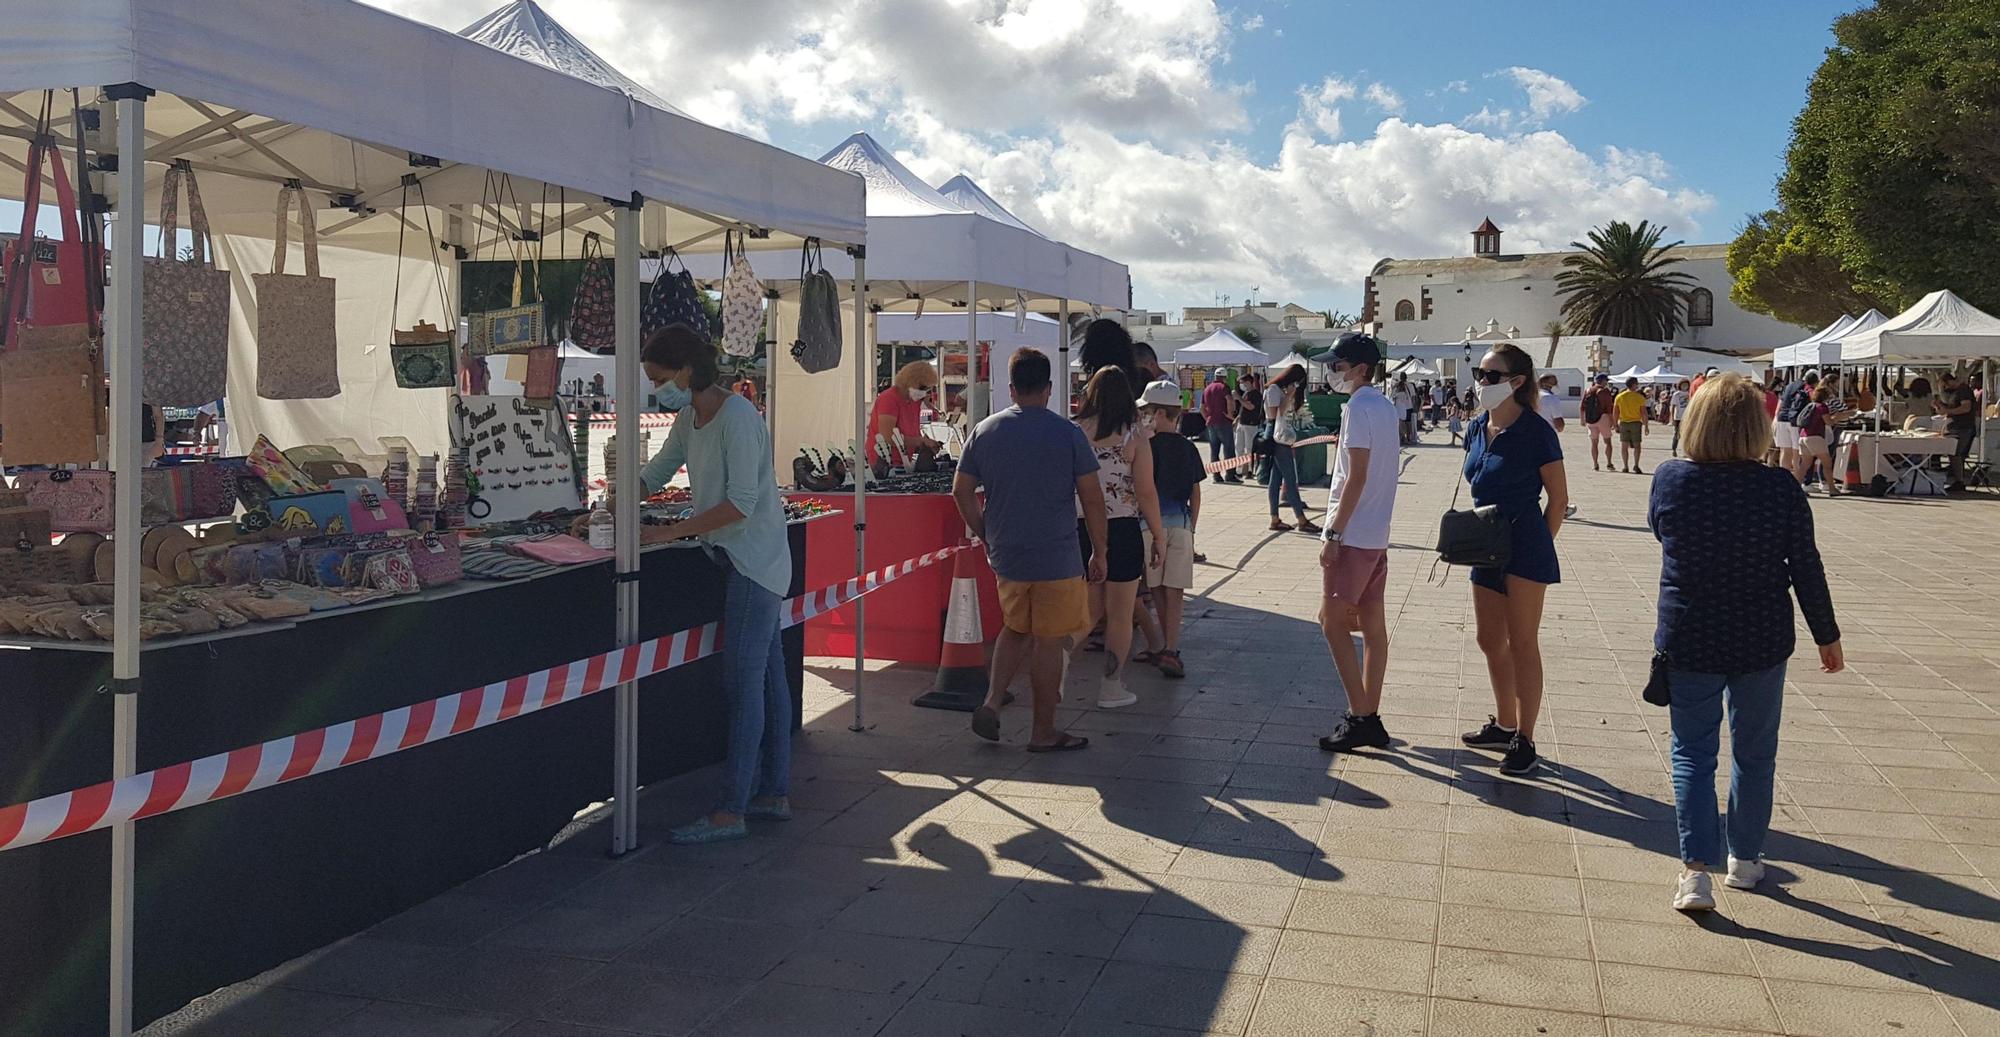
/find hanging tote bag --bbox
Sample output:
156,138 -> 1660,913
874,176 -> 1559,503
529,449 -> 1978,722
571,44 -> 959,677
720,231 -> 765,358
791,240 -> 843,374
640,250 -> 711,342
143,160 -> 232,406
254,184 -> 341,399
387,176 -> 459,389
568,232 -> 615,352
466,260 -> 545,356
0,129 -> 104,465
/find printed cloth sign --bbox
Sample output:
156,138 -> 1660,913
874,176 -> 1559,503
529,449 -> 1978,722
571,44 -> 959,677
448,394 -> 584,524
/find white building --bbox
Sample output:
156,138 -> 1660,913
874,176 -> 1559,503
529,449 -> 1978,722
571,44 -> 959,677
1362,220 -> 1806,355
1125,301 -> 1340,367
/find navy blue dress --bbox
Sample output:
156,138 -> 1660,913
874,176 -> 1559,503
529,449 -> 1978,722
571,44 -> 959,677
1463,411 -> 1563,592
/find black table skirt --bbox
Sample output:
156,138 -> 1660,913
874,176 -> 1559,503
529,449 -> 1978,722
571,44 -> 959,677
0,527 -> 806,1035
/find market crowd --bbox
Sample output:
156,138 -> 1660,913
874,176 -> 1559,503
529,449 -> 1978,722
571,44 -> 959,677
946,319 -> 1846,913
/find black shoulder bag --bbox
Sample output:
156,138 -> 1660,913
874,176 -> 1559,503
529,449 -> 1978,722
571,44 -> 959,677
1435,418 -> 1512,569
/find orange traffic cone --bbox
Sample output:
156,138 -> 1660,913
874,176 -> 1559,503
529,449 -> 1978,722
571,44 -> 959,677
913,545 -> 990,711
1842,440 -> 1863,493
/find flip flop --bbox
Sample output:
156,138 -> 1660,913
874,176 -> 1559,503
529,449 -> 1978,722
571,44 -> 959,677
1027,733 -> 1090,753
971,705 -> 1001,742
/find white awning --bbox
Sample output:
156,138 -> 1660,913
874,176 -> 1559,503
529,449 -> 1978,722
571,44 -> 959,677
1839,291 -> 2000,364
1174,328 -> 1271,367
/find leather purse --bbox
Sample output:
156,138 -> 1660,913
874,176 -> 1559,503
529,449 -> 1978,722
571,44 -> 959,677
1435,472 -> 1511,570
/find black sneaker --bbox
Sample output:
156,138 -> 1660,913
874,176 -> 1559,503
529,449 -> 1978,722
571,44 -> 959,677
1319,714 -> 1391,753
1461,716 -> 1514,748
1499,734 -> 1541,776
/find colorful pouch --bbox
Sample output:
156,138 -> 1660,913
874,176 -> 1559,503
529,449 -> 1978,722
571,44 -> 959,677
266,491 -> 350,535
407,532 -> 463,587
329,477 -> 409,534
246,435 -> 321,496
17,468 -> 114,533
363,547 -> 420,595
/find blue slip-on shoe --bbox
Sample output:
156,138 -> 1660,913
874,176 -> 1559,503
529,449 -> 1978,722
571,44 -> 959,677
668,817 -> 748,844
745,797 -> 793,821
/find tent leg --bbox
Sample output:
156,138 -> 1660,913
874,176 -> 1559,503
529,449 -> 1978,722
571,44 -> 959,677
965,280 -> 980,424
851,252 -> 869,733
106,87 -> 148,1037
610,200 -> 642,855
1058,300 -> 1071,415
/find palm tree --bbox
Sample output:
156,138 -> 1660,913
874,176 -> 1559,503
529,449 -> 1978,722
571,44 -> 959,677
1542,320 -> 1565,368
1554,220 -> 1698,341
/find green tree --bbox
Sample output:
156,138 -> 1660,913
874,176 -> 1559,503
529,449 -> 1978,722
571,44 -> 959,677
1777,0 -> 2000,311
1542,320 -> 1564,368
1231,326 -> 1262,345
1554,220 -> 1698,341
1726,210 -> 1888,328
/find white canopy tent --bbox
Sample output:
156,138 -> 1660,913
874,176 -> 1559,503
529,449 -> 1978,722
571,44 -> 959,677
1839,291 -> 2000,364
875,310 -> 1061,350
1774,314 -> 1856,370
1638,366 -> 1685,385
687,133 -> 1130,468
0,4 -> 871,1026
1174,328 -> 1271,368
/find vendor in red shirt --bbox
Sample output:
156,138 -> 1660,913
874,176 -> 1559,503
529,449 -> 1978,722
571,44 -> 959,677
868,360 -> 943,466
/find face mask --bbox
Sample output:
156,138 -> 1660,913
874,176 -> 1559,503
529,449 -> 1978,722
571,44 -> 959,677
1477,381 -> 1515,413
908,387 -> 930,402
654,379 -> 692,412
1337,369 -> 1364,395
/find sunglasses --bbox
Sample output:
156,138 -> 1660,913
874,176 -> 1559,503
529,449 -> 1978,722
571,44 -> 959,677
1472,368 -> 1516,385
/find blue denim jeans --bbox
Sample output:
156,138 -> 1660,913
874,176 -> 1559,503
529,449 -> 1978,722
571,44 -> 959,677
1267,441 -> 1305,515
719,562 -> 792,815
1205,421 -> 1236,470
1667,661 -> 1786,866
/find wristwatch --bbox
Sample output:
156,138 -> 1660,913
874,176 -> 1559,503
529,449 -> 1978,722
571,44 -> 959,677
1325,529 -> 1344,544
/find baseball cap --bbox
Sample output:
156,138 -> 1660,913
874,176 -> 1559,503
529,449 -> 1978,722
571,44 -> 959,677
1211,367 -> 1226,380
1140,379 -> 1184,407
1328,331 -> 1382,368
1705,366 -> 1720,376
1594,373 -> 1609,383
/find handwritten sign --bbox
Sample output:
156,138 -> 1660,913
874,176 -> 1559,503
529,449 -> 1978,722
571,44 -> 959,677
448,395 -> 583,524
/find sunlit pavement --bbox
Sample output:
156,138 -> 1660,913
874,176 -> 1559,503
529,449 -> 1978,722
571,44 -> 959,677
147,429 -> 2000,1036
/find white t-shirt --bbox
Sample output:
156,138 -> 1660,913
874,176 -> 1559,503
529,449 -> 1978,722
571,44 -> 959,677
1325,386 -> 1400,550
1391,387 -> 1412,412
1538,389 -> 1563,421
1671,389 -> 1690,420
1263,385 -> 1299,445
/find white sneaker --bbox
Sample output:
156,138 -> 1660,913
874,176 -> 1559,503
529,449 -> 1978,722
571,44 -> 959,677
1096,676 -> 1138,709
1725,856 -> 1765,890
1673,868 -> 1716,912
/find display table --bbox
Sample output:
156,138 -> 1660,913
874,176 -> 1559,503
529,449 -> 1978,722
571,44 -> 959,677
1836,432 -> 1957,496
787,490 -> 998,664
0,529 -> 806,1036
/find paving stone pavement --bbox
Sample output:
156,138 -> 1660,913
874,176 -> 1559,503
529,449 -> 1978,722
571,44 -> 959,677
144,429 -> 2000,1037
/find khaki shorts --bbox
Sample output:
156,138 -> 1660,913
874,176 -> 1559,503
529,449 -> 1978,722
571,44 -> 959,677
1618,421 -> 1644,447
1800,434 -> 1829,455
1144,526 -> 1196,590
996,576 -> 1089,639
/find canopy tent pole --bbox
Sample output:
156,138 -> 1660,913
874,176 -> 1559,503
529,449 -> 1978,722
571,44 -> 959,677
106,84 -> 150,1037
763,289 -> 778,426
610,199 -> 642,855
850,250 -> 869,732
1058,300 -> 1071,415
966,281 -> 980,423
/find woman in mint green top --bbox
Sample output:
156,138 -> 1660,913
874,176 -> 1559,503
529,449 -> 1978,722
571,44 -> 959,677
636,325 -> 792,844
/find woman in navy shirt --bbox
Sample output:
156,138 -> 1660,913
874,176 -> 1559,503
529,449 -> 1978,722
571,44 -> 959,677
1459,344 -> 1569,777
1650,375 -> 1842,911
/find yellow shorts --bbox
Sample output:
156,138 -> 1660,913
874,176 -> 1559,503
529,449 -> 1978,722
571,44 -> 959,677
996,577 -> 1090,639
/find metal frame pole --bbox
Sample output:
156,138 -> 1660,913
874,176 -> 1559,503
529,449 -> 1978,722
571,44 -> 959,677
106,83 -> 150,1037
763,289 -> 779,427
1058,299 -> 1071,415
850,249 -> 868,732
610,198 -> 642,854
965,280 -> 979,423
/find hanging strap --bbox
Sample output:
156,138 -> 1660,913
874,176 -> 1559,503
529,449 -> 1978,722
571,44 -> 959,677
270,183 -> 321,278
414,177 -> 453,319
4,92 -> 92,339
155,160 -> 216,269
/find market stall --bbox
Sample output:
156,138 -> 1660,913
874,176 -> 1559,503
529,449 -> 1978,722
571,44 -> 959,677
1838,291 -> 2000,464
0,2 -> 868,1033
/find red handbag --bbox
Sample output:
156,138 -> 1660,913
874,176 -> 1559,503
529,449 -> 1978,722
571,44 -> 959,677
1,104 -> 100,346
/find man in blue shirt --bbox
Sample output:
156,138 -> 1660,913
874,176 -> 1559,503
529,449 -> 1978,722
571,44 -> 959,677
954,348 -> 1107,752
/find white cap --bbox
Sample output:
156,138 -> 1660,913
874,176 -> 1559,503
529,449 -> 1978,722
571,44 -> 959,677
1212,367 -> 1227,380
1140,379 -> 1184,407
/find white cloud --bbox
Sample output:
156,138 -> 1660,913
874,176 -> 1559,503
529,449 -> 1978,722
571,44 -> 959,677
375,1 -> 1713,312
1363,82 -> 1405,114
1242,13 -> 1264,31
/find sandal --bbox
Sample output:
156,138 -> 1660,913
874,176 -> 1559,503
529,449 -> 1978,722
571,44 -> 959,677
1157,650 -> 1185,678
971,705 -> 1001,742
1295,518 -> 1323,535
1269,519 -> 1293,532
1131,650 -> 1161,667
1027,733 -> 1090,753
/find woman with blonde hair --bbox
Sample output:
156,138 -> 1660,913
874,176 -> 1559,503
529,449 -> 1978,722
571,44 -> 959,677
1650,374 -> 1842,910
1458,342 -> 1568,776
868,360 -> 943,468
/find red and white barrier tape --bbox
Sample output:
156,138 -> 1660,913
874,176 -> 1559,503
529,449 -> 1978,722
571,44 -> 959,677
584,414 -> 675,431
1202,433 -> 1339,475
162,445 -> 221,457
0,544 -> 968,853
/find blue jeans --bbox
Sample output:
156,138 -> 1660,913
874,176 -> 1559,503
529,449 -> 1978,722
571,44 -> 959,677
719,562 -> 792,815
1267,440 -> 1305,515
1667,661 -> 1786,866
1206,421 -> 1236,474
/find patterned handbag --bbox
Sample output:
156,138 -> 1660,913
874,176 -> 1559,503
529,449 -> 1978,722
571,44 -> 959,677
143,160 -> 231,406
363,546 -> 421,595
1,104 -> 101,347
569,232 -> 615,352
792,240 -> 844,374
407,531 -> 463,587
391,321 -> 455,389
720,231 -> 764,358
141,467 -> 195,526
640,251 -> 711,342
467,261 -> 544,357
0,126 -> 103,464
17,468 -> 114,533
186,461 -> 240,519
253,184 -> 341,399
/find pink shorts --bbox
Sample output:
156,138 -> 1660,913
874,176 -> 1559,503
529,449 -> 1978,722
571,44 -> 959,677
1322,546 -> 1388,608
1588,417 -> 1616,440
